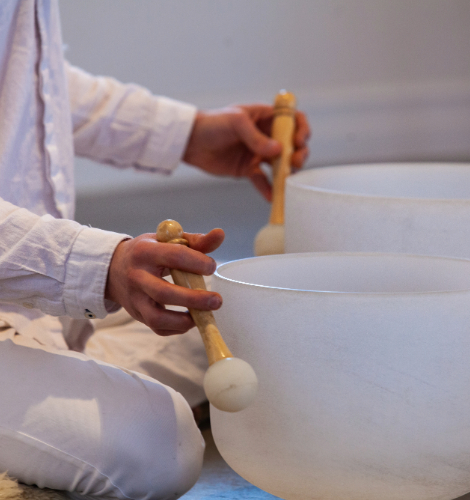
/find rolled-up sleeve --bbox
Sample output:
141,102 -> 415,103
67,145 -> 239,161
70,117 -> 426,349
0,198 -> 129,319
66,62 -> 197,174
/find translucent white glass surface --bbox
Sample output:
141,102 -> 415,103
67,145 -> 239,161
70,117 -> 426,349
285,163 -> 470,257
295,163 -> 470,199
211,253 -> 470,500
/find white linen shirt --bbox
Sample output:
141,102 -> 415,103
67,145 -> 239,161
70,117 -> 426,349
0,0 -> 197,350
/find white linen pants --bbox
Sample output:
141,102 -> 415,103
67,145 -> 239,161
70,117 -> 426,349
0,311 -> 209,500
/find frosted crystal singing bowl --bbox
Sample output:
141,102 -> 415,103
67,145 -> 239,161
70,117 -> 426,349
285,163 -> 470,257
211,252 -> 470,500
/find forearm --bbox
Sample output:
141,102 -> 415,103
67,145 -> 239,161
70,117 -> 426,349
0,198 -> 129,319
66,62 -> 197,172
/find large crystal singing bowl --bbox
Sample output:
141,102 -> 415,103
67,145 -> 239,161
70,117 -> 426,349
285,163 -> 470,257
211,252 -> 470,500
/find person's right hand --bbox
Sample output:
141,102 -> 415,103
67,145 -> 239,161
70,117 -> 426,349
105,228 -> 224,336
182,103 -> 311,201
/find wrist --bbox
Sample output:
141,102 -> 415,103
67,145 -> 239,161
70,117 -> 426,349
182,110 -> 204,166
105,238 -> 130,303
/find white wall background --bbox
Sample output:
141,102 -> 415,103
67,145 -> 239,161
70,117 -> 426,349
59,0 -> 470,195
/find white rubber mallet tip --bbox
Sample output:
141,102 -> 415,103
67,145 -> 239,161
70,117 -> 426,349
254,223 -> 285,256
203,357 -> 258,412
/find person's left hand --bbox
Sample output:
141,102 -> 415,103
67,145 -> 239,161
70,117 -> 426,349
182,104 -> 311,201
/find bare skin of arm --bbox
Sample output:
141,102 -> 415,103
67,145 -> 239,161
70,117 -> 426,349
183,104 -> 311,201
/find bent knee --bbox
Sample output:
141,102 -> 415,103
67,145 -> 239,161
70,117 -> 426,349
164,391 -> 205,498
103,386 -> 205,500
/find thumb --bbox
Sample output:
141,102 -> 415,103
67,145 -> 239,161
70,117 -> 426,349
184,228 -> 225,254
234,113 -> 282,159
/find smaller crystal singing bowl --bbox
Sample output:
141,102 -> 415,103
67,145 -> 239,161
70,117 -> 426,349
285,162 -> 470,259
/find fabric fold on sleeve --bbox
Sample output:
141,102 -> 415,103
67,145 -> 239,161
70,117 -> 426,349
0,197 -> 130,320
63,226 -> 130,320
66,62 -> 197,174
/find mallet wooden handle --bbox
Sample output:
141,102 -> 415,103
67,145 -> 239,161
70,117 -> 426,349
269,90 -> 296,225
156,220 -> 233,366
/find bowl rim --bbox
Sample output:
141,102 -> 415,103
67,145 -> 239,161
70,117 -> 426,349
286,162 -> 470,203
214,251 -> 470,297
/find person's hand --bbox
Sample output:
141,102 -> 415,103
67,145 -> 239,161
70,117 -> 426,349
182,104 -> 311,201
105,228 -> 225,336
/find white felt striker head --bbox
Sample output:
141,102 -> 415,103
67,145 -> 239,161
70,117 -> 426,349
203,357 -> 258,412
254,223 -> 285,256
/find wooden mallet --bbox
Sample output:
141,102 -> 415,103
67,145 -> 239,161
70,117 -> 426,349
254,90 -> 296,256
156,219 -> 258,412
